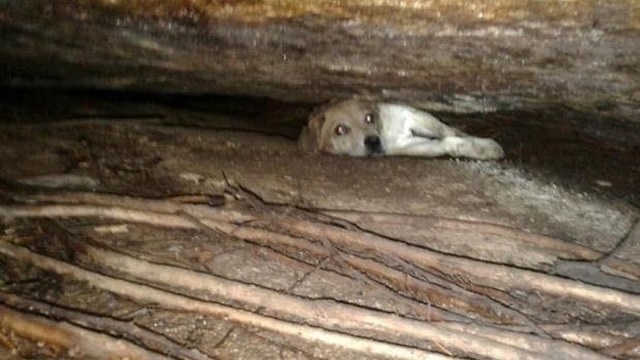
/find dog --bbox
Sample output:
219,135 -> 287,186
298,99 -> 504,160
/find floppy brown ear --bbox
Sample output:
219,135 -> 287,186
298,114 -> 325,152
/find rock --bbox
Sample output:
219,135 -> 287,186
2,0 -> 639,132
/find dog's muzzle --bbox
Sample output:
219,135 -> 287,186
364,135 -> 383,155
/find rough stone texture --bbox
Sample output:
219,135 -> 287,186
2,0 -> 639,146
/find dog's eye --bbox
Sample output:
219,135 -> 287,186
364,113 -> 375,124
334,125 -> 349,136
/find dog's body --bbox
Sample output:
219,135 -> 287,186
298,99 -> 504,160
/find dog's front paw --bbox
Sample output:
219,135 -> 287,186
474,138 -> 505,160
444,137 -> 504,160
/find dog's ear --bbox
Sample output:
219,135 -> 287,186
298,114 -> 325,152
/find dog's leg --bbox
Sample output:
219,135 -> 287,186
442,136 -> 504,160
388,136 -> 503,159
405,109 -> 504,159
386,137 -> 450,157
379,103 -> 504,159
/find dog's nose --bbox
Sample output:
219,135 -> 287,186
364,136 -> 382,153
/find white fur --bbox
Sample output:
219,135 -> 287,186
299,99 -> 504,160
379,104 -> 446,153
378,103 -> 504,159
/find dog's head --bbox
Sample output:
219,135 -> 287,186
298,99 -> 384,157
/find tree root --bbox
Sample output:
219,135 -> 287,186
1,191 -> 638,359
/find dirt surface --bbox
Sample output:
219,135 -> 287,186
0,92 -> 639,359
2,88 -> 638,205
